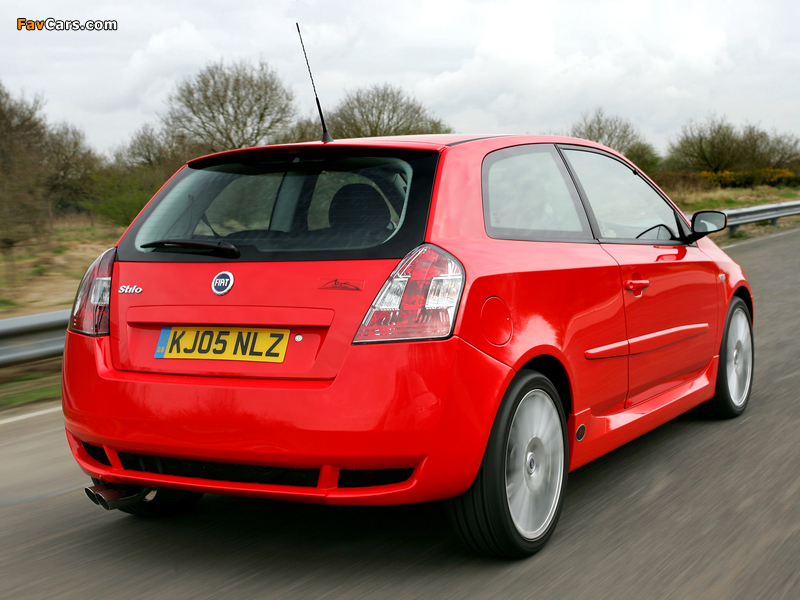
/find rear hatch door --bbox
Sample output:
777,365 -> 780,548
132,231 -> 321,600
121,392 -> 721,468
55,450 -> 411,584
111,145 -> 440,380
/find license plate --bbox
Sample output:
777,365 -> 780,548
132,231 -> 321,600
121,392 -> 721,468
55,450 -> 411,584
154,327 -> 290,363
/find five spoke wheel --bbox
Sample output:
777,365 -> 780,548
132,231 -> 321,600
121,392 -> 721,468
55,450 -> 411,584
448,370 -> 568,558
709,297 -> 754,418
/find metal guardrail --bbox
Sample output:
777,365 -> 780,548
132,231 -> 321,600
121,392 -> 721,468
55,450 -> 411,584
720,199 -> 800,233
0,309 -> 70,367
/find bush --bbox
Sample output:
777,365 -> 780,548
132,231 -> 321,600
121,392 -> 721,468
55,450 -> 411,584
667,115 -> 741,173
569,108 -> 661,174
699,168 -> 800,188
83,166 -> 165,227
667,115 -> 800,174
649,170 -> 715,193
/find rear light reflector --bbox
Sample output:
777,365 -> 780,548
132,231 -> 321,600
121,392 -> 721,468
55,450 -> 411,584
69,248 -> 116,336
354,244 -> 464,343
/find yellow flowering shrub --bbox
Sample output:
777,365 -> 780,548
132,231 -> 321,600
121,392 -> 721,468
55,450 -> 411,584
700,169 -> 798,188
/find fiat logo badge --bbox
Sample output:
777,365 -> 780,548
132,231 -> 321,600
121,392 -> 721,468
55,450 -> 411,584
212,271 -> 234,295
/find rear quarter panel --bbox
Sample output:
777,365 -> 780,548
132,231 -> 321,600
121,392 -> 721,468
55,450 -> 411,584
427,140 -> 629,419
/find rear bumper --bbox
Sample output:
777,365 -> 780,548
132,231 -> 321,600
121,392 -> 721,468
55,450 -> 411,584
62,330 -> 512,504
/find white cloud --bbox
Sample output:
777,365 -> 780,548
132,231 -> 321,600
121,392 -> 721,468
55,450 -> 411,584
1,0 -> 798,155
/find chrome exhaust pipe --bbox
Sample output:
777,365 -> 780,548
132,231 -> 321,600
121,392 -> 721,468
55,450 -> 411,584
85,484 -> 153,510
85,484 -> 104,505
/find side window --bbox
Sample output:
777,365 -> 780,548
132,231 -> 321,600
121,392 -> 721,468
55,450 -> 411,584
483,145 -> 592,240
563,149 -> 680,241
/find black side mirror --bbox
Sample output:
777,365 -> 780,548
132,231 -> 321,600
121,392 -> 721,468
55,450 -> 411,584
687,210 -> 727,242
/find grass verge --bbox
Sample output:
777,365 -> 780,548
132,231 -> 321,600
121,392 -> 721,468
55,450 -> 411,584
666,185 -> 800,212
0,358 -> 62,411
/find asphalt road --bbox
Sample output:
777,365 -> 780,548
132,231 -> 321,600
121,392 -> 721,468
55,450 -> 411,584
1,229 -> 799,600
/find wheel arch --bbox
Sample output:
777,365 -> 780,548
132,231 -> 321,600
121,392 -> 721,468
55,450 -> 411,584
732,285 -> 753,322
518,354 -> 573,419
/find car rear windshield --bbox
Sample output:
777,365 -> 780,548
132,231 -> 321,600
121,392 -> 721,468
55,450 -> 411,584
116,148 -> 440,262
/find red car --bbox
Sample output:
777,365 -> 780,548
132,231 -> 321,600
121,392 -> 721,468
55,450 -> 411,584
63,135 -> 753,557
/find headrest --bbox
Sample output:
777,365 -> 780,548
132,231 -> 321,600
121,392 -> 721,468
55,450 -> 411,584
329,184 -> 390,230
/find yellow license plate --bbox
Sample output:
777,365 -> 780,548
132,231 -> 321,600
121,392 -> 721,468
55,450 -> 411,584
154,326 -> 290,363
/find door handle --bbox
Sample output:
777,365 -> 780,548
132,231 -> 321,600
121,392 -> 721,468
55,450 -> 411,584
624,279 -> 650,291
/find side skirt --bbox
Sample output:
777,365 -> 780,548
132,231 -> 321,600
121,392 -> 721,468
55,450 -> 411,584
567,357 -> 718,471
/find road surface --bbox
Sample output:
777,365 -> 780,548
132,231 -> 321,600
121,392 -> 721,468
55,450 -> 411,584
1,229 -> 799,599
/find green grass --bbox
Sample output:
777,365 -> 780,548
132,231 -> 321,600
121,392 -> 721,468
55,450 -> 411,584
0,253 -> 36,262
0,384 -> 61,410
9,373 -> 47,383
52,246 -> 68,255
0,297 -> 18,308
31,265 -> 48,276
665,184 -> 800,214
679,195 -> 786,212
53,227 -> 124,244
0,371 -> 62,410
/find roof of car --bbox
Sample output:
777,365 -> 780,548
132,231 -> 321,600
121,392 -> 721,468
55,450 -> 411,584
187,134 -> 614,167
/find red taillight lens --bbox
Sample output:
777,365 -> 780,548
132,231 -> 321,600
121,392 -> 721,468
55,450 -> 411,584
69,248 -> 116,336
354,244 -> 464,343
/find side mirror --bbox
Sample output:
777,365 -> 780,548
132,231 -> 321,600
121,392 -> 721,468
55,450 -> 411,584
687,210 -> 727,242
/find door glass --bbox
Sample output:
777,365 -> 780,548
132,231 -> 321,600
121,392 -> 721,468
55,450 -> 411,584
563,149 -> 680,241
483,145 -> 592,240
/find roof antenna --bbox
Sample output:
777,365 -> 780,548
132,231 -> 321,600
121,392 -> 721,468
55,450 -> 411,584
296,23 -> 333,143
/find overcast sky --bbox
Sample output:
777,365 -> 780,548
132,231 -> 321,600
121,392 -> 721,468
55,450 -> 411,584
3,0 -> 799,155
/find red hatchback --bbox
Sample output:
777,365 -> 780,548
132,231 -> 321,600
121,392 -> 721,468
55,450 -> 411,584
63,135 -> 754,557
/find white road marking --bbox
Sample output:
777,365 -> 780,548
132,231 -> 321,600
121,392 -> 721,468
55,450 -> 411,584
0,406 -> 62,426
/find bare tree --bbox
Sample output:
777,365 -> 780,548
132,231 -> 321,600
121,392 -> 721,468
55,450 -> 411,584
570,108 -> 660,172
569,108 -> 660,172
271,116 -> 324,144
126,123 -> 170,168
667,114 -> 742,173
162,60 -> 295,152
0,82 -> 49,283
623,141 -> 661,174
125,124 -> 211,171
327,84 -> 453,139
44,123 -> 100,216
570,108 -> 638,151
738,123 -> 800,171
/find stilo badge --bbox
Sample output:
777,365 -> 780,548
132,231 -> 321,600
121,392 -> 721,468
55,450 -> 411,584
212,271 -> 234,295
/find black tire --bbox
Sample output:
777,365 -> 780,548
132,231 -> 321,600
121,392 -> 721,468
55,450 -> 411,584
708,296 -> 754,419
91,479 -> 203,517
448,370 -> 569,558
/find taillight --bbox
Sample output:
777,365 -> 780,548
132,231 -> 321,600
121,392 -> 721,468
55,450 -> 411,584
69,248 -> 116,336
354,244 -> 464,343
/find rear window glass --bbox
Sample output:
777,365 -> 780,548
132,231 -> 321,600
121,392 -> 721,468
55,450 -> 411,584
482,145 -> 592,241
117,149 -> 439,262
